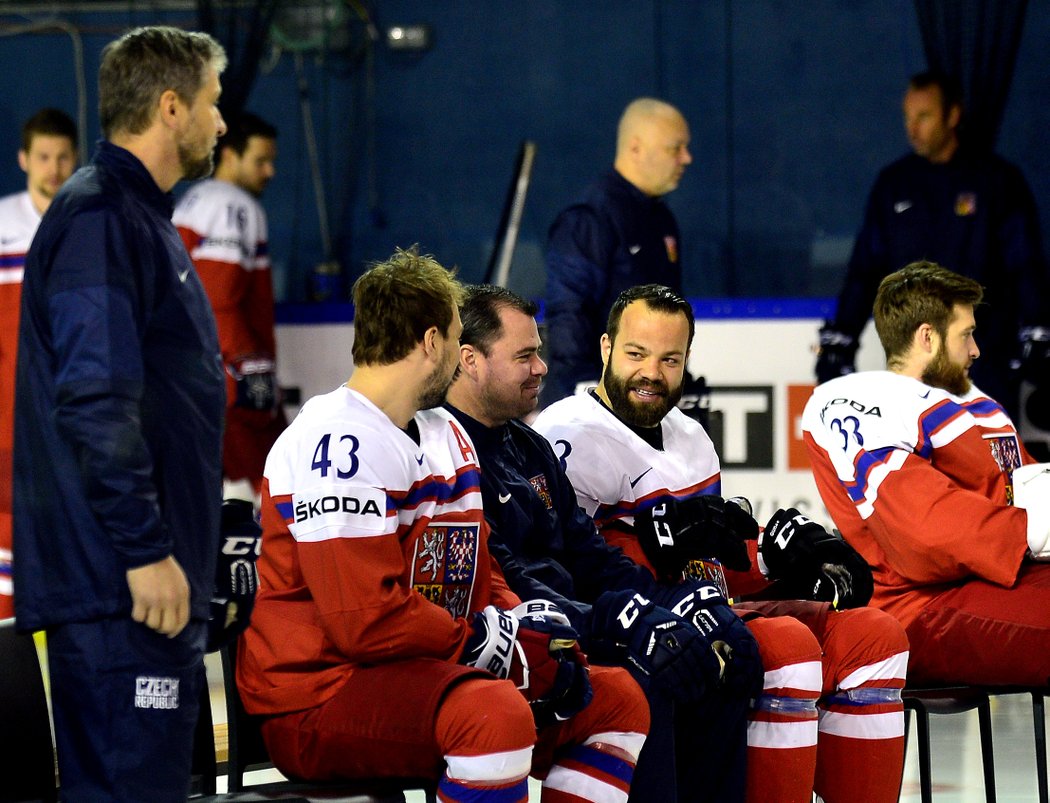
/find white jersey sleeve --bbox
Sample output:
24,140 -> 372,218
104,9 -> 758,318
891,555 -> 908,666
0,191 -> 42,285
534,394 -> 638,519
173,179 -> 268,272
802,370 -> 1030,593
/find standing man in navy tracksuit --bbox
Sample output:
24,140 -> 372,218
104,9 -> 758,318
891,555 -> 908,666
816,71 -> 1048,420
14,26 -> 227,802
542,97 -> 691,408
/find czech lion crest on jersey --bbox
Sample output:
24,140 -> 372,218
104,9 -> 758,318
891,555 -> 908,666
528,474 -> 553,509
985,433 -> 1023,504
412,523 -> 479,618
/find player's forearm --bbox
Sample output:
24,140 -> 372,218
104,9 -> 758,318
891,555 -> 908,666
870,482 -> 1028,587
326,598 -> 471,664
299,540 -> 472,662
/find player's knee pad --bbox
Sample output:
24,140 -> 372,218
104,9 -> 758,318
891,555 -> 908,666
436,677 -> 535,777
745,616 -> 821,750
818,610 -> 907,744
747,615 -> 823,705
439,682 -> 533,801
746,615 -> 823,674
822,607 -> 909,690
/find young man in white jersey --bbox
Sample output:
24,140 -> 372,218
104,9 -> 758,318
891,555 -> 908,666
174,112 -> 284,502
0,108 -> 77,618
803,260 -> 1050,686
535,284 -> 910,803
237,248 -> 649,802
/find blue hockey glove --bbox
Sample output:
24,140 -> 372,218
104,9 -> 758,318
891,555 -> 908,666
650,580 -> 764,700
761,508 -> 873,609
635,495 -> 757,577
588,589 -> 721,704
513,600 -> 593,725
207,499 -> 262,652
815,323 -> 857,385
462,601 -> 593,724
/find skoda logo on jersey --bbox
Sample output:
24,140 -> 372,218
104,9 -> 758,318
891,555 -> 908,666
294,495 -> 383,521
288,486 -> 387,542
818,396 -> 882,423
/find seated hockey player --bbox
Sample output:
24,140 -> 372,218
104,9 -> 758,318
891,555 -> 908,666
445,284 -> 762,803
236,248 -> 651,802
803,260 -> 1050,687
534,284 -> 910,803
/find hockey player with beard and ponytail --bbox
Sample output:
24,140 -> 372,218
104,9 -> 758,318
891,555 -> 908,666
803,261 -> 1050,688
535,284 -> 910,803
237,248 -> 650,803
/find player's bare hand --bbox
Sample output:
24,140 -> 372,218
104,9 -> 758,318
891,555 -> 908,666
127,556 -> 190,637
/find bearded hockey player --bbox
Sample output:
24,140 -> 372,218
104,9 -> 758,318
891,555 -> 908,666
237,248 -> 650,802
804,260 -> 1050,688
535,284 -> 910,803
446,284 -> 763,803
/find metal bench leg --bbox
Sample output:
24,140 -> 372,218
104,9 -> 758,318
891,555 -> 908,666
1034,692 -> 1048,803
977,696 -> 996,803
914,704 -> 933,803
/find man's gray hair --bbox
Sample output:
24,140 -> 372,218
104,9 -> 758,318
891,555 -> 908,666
99,26 -> 226,138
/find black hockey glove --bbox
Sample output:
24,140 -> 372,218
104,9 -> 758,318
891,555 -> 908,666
228,354 -> 279,412
588,589 -> 721,704
207,499 -> 262,652
462,601 -> 593,725
761,508 -> 873,609
650,580 -> 763,700
1016,327 -> 1050,430
635,496 -> 757,577
815,323 -> 858,385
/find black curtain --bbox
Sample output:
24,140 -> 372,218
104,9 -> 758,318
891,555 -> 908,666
197,0 -> 283,120
913,0 -> 1029,153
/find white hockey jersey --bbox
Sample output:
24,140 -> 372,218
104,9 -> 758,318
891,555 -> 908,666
535,392 -> 720,526
0,191 -> 39,286
801,370 -> 1032,625
532,392 -> 765,594
173,179 -> 275,363
239,386 -> 516,715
